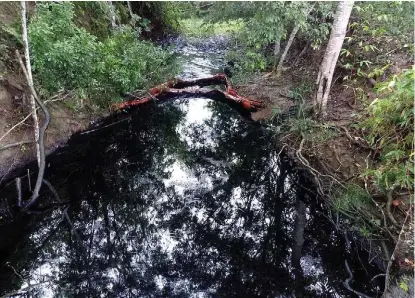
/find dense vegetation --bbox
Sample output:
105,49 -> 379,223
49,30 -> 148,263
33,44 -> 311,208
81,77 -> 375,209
29,2 -> 177,109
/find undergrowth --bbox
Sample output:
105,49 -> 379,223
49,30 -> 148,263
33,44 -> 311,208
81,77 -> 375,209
359,68 -> 414,192
333,184 -> 381,237
270,82 -> 338,143
29,2 -> 177,109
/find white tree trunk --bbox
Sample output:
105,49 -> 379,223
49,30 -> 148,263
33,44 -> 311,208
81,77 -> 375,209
315,1 -> 354,119
272,36 -> 281,72
275,24 -> 299,77
21,0 -> 40,166
126,1 -> 133,18
276,4 -> 315,77
107,1 -> 116,29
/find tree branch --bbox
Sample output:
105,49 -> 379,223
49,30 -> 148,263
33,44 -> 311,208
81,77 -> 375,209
16,50 -> 51,210
21,0 -> 41,165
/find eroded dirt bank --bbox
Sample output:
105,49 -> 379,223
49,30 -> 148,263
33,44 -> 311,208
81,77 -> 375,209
0,74 -> 105,179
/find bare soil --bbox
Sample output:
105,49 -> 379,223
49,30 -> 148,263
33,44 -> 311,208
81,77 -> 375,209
0,73 -> 104,180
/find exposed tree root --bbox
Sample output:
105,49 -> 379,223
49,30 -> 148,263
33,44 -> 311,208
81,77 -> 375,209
344,259 -> 372,298
339,125 -> 373,150
382,210 -> 411,297
295,137 -> 345,199
110,73 -> 264,115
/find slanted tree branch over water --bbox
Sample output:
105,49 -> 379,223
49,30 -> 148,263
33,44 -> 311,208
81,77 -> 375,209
16,50 -> 50,210
18,1 -> 50,210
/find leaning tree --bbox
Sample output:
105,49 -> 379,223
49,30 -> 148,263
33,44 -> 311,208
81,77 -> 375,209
314,1 -> 354,119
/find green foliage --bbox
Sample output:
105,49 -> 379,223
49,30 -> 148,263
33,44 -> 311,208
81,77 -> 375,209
134,2 -> 182,33
341,2 -> 414,82
399,276 -> 410,293
333,184 -> 381,234
287,82 -> 313,103
226,47 -> 268,80
73,2 -> 112,40
205,2 -> 334,76
29,2 -> 177,108
179,18 -> 242,38
287,118 -> 337,143
359,68 -> 414,191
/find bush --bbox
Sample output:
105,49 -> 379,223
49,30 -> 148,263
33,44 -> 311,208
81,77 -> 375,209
29,2 -> 177,108
359,68 -> 414,191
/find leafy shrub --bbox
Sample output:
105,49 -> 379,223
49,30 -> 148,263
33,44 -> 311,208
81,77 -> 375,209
73,2 -> 112,40
340,2 -> 414,82
359,68 -> 414,191
29,2 -> 177,108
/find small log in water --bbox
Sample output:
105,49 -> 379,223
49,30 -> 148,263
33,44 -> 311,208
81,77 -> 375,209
110,73 -> 264,113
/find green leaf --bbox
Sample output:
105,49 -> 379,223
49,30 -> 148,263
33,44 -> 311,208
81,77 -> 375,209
399,281 -> 409,292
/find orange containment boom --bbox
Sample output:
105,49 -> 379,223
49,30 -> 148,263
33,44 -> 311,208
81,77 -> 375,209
110,74 -> 264,113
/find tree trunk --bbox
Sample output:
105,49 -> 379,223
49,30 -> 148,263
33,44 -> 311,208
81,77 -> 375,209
272,36 -> 281,72
107,1 -> 116,29
126,1 -> 133,18
275,25 -> 300,77
314,1 -> 354,119
276,5 -> 315,77
21,1 -> 40,166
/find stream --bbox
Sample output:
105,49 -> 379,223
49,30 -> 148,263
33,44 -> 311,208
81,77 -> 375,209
0,36 -> 383,297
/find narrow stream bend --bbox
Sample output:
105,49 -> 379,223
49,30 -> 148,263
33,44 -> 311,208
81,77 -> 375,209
0,37 -> 383,297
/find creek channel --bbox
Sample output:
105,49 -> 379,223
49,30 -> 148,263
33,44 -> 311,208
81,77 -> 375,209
0,36 -> 383,297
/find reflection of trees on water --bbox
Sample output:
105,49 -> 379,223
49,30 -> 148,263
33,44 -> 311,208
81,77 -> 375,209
0,100 -> 376,297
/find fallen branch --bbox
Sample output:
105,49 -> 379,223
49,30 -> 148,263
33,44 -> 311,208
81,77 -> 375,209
0,140 -> 33,151
16,50 -> 51,210
0,112 -> 33,144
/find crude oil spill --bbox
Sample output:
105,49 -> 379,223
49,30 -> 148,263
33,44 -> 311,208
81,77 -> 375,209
0,100 -> 382,297
0,38 -> 383,297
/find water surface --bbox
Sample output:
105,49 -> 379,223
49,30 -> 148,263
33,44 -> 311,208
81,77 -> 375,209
0,37 -> 382,298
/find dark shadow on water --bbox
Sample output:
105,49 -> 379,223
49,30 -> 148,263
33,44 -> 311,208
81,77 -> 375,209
0,99 -> 382,297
